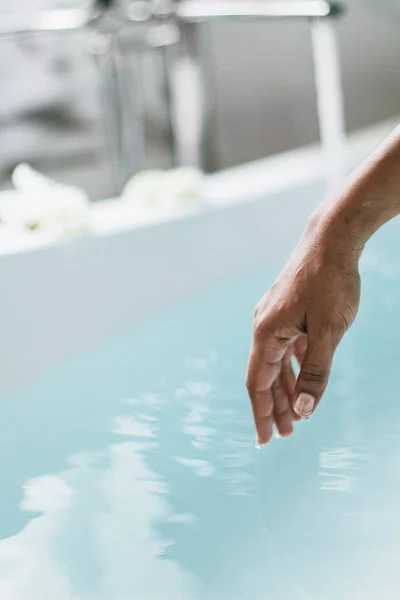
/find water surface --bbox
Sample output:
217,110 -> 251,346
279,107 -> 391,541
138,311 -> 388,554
1,221 -> 400,599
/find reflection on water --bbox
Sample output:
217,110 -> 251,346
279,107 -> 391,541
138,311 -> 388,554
2,220 -> 400,598
0,436 -> 199,599
319,446 -> 369,493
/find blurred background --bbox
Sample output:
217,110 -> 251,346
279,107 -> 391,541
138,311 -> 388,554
1,0 -> 400,200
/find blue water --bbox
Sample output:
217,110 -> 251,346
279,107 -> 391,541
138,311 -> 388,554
1,221 -> 400,599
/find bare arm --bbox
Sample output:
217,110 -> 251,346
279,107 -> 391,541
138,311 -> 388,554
246,125 -> 400,444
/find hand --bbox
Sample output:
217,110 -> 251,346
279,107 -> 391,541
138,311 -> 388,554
246,213 -> 361,444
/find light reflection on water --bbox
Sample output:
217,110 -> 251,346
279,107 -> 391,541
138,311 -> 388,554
1,220 -> 400,598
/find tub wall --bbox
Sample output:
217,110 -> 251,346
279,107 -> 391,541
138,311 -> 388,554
0,180 -> 324,396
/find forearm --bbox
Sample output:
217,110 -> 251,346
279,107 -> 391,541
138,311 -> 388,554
313,125 -> 400,258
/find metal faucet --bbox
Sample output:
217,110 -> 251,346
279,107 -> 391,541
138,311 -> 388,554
0,1 -> 178,191
177,1 -> 342,20
163,0 -> 345,177
0,0 -> 345,193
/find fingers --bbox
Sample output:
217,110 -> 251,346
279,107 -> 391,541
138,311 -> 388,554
294,335 -> 307,367
293,333 -> 336,418
246,346 -> 277,444
253,393 -> 274,444
272,379 -> 294,438
246,332 -> 290,444
280,348 -> 301,422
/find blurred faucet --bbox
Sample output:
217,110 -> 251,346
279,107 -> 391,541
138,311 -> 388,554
177,1 -> 342,20
0,0 -> 345,193
94,0 -> 345,186
0,0 -> 179,192
164,0 -> 345,175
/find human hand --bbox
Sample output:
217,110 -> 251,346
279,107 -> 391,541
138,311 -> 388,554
246,211 -> 361,444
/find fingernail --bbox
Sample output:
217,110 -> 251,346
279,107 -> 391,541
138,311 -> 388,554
294,393 -> 315,417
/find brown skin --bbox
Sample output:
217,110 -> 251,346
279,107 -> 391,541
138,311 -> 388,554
247,125 -> 400,444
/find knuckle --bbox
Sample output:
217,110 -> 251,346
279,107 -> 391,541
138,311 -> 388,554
334,312 -> 353,337
329,317 -> 347,341
245,375 -> 254,395
253,313 -> 270,339
253,301 -> 263,320
252,294 -> 276,338
315,313 -> 347,344
245,370 -> 258,396
314,319 -> 335,339
299,365 -> 330,385
253,308 -> 280,340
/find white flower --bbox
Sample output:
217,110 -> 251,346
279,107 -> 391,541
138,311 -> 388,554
122,167 -> 204,209
0,164 -> 90,239
121,170 -> 167,207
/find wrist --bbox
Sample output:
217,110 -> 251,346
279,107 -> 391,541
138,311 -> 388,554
310,125 -> 400,255
305,196 -> 366,265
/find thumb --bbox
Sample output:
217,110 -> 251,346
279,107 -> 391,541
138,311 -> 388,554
293,335 -> 335,418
